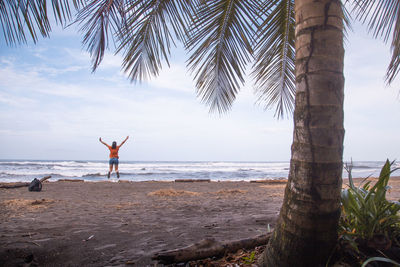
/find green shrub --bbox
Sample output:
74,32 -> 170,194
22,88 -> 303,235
242,251 -> 256,264
340,159 -> 400,246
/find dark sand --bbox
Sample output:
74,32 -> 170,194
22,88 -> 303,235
0,177 -> 399,266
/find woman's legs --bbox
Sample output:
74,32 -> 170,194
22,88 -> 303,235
107,159 -> 119,179
108,164 -> 113,178
115,164 -> 120,178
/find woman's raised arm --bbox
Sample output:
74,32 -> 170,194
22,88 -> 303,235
119,136 -> 129,147
99,137 -> 109,147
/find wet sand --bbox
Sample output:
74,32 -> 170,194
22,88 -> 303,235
0,177 -> 399,266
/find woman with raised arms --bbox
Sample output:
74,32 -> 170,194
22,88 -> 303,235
99,136 -> 129,179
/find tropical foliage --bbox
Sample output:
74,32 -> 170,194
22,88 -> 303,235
339,159 -> 400,265
351,0 -> 400,84
0,0 -> 83,44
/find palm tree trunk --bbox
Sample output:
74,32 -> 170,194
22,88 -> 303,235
259,0 -> 344,266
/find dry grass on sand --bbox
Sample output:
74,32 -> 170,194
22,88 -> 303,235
147,188 -> 201,197
2,198 -> 55,215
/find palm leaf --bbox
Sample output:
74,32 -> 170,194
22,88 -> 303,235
0,0 -> 49,44
351,0 -> 400,83
117,0 -> 193,81
252,0 -> 295,119
52,0 -> 84,25
0,0 -> 82,45
76,0 -> 126,71
185,0 -> 259,113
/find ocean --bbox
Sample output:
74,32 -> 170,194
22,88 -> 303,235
0,160 -> 399,183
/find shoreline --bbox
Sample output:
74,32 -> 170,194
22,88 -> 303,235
1,178 -> 399,266
1,175 -> 398,185
2,159 -> 398,184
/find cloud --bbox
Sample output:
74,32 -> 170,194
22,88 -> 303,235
98,52 -> 124,70
0,91 -> 36,107
146,63 -> 196,94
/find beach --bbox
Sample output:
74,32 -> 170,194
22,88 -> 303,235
1,178 -> 399,266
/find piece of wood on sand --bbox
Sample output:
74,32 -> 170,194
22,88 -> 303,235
175,179 -> 211,183
250,179 -> 287,184
57,179 -> 84,182
0,176 -> 51,189
152,233 -> 271,264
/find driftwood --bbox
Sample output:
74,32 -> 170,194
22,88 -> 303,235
152,233 -> 271,264
0,176 -> 51,189
57,179 -> 84,182
175,179 -> 211,183
250,179 -> 287,184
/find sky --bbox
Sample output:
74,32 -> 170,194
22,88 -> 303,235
0,18 -> 399,162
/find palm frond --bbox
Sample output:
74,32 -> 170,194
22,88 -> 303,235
117,0 -> 193,81
342,1 -> 354,39
76,0 -> 126,71
352,0 -> 400,83
52,0 -> 84,25
185,0 -> 259,113
252,0 -> 295,119
0,0 -> 82,45
0,0 -> 50,45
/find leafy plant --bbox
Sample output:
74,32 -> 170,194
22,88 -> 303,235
340,159 -> 400,242
242,251 -> 256,264
339,159 -> 400,266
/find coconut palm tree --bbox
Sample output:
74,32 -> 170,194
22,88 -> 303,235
258,1 -> 345,265
1,0 -> 399,266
